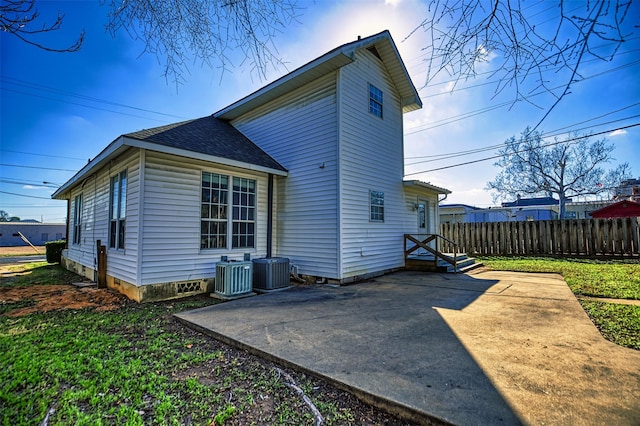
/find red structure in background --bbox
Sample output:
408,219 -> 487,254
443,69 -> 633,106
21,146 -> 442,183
590,199 -> 640,218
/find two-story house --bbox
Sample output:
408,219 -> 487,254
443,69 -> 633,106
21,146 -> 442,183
52,30 -> 450,301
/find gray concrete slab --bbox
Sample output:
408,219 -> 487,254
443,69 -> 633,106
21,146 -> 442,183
175,270 -> 640,425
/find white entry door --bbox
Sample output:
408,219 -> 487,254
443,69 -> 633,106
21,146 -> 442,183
418,199 -> 429,233
418,199 -> 433,252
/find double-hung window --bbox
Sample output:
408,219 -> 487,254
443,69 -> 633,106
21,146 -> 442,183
201,172 -> 256,249
109,170 -> 127,249
369,83 -> 383,118
201,172 -> 229,249
370,190 -> 384,222
232,177 -> 256,248
73,194 -> 82,244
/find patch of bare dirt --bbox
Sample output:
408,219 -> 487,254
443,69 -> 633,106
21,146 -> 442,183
0,246 -> 46,256
1,284 -> 130,317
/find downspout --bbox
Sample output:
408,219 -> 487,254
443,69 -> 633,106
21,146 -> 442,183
267,173 -> 273,258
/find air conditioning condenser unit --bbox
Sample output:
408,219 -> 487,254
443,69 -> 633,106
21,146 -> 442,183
252,257 -> 290,290
215,260 -> 253,297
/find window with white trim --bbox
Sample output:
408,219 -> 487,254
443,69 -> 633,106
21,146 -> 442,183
370,190 -> 384,222
232,177 -> 256,248
73,194 -> 82,244
109,170 -> 127,249
201,172 -> 256,249
369,83 -> 383,118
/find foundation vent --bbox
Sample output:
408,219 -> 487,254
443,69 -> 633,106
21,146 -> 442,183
177,281 -> 201,294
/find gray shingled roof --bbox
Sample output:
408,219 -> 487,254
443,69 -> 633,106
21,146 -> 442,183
125,115 -> 286,172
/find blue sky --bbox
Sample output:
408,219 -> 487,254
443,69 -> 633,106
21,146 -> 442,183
1,0 -> 638,222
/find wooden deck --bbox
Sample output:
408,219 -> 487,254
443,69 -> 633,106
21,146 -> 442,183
404,234 -> 482,273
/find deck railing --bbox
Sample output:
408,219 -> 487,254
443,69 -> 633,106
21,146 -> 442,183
404,233 -> 458,272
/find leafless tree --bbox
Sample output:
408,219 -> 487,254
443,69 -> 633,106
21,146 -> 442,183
409,0 -> 637,128
102,0 -> 300,85
487,128 -> 632,218
0,0 -> 84,52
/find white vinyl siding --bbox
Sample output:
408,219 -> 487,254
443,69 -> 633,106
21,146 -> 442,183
106,151 -> 140,284
64,149 -> 140,284
138,151 -> 269,285
231,73 -> 339,278
338,49 -> 407,277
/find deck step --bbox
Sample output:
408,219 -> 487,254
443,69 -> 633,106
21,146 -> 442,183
406,253 -> 481,273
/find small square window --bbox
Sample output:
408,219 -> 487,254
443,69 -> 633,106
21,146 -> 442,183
369,84 -> 383,118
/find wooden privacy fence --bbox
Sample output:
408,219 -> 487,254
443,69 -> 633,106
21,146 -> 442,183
440,218 -> 640,257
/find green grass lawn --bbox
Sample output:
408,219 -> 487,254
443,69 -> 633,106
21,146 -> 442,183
0,264 -> 393,425
479,257 -> 640,350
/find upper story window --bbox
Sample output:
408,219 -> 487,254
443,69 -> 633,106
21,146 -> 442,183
73,194 -> 82,245
201,172 -> 256,250
109,170 -> 127,250
369,83 -> 383,118
370,190 -> 384,222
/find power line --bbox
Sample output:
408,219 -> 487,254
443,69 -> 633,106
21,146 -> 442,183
0,163 -> 77,172
1,205 -> 65,208
0,149 -> 87,162
0,179 -> 59,188
404,107 -> 640,165
404,123 -> 640,176
2,76 -> 188,120
0,190 -> 57,200
2,88 -> 172,123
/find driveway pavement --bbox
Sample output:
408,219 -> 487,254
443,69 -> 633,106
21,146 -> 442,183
0,255 -> 46,264
175,270 -> 640,425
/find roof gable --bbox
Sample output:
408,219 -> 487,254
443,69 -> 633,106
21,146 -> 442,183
215,30 -> 421,120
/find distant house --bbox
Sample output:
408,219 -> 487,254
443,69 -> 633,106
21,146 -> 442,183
0,222 -> 66,247
613,178 -> 640,202
439,204 -> 480,224
590,200 -> 640,218
441,196 -> 613,223
52,31 -> 450,302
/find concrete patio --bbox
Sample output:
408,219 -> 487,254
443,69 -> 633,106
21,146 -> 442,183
175,270 -> 640,425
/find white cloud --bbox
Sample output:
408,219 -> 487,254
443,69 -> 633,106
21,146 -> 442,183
609,129 -> 627,137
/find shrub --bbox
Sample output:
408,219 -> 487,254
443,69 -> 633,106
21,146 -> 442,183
45,240 -> 66,263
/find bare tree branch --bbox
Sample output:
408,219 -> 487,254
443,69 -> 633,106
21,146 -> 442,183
411,0 -> 636,127
0,0 -> 84,52
102,0 -> 300,86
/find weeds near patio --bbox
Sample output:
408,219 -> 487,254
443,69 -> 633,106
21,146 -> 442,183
1,262 -> 407,425
479,257 -> 640,350
580,300 -> 640,350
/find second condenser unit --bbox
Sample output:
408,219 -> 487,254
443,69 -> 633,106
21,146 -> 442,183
252,257 -> 290,290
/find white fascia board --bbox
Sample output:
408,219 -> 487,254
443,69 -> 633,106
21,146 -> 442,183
403,180 -> 451,195
52,135 -> 288,200
52,136 -> 127,199
123,137 -> 288,177
214,51 -> 354,120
